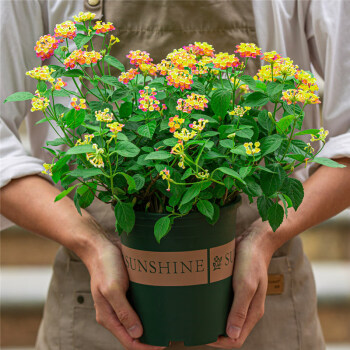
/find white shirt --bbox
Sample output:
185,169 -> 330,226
1,0 -> 350,229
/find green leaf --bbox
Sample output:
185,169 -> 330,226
220,139 -> 234,149
64,109 -> 85,128
267,203 -> 284,232
69,168 -> 104,179
257,110 -> 274,131
163,138 -> 178,147
145,151 -> 172,161
115,141 -> 140,157
66,144 -> 94,155
104,55 -> 125,72
37,81 -> 47,93
239,166 -> 252,179
243,91 -> 269,107
260,134 -> 284,156
217,167 -> 246,185
294,129 -> 320,136
100,75 -> 120,87
115,202 -> 135,233
266,82 -> 284,99
311,157 -> 346,168
118,172 -> 136,191
235,128 -> 254,139
74,33 -> 92,48
62,69 -> 84,77
197,200 -> 214,220
77,183 -> 96,209
191,81 -> 206,95
111,86 -> 131,101
211,89 -> 231,117
239,75 -> 266,92
281,178 -> 304,210
133,174 -> 145,191
119,101 -> 133,118
54,184 -> 78,202
137,120 -> 157,139
260,163 -> 286,196
154,216 -> 171,243
4,92 -> 34,103
180,182 -> 210,206
46,137 -> 67,146
206,203 -> 220,225
276,115 -> 294,134
257,196 -> 274,221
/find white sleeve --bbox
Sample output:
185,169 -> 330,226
306,0 -> 350,166
0,0 -> 47,189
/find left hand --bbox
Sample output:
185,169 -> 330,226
208,221 -> 274,349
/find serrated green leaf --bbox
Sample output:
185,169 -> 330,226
104,55 -> 125,72
66,144 -> 94,155
239,166 -> 252,178
54,184 -> 78,202
260,134 -> 284,156
154,216 -> 171,243
217,167 -> 246,185
211,89 -> 231,117
137,120 -> 157,139
235,128 -> 254,139
115,141 -> 140,157
133,174 -> 145,191
257,196 -> 274,221
243,91 -> 269,107
100,75 -> 120,87
294,129 -> 320,136
119,101 -> 133,118
115,202 -> 135,234
197,200 -> 214,220
311,157 -> 346,168
74,33 -> 92,48
62,69 -> 84,77
281,177 -> 304,210
276,115 -> 294,134
267,203 -> 284,231
69,168 -> 103,179
117,172 -> 136,191
260,163 -> 286,196
145,151 -> 172,160
4,92 -> 34,103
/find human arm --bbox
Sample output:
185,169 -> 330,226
0,175 -> 164,350
208,156 -> 350,348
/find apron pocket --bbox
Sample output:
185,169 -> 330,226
241,256 -> 300,350
73,291 -> 124,349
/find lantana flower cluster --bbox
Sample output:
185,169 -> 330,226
8,10 -> 338,238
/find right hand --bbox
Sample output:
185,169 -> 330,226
81,234 -> 165,350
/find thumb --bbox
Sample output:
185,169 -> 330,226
226,281 -> 256,340
107,289 -> 143,339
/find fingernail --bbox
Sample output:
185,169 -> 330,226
127,325 -> 140,338
227,325 -> 241,339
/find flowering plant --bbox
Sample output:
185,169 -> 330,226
4,12 -> 344,242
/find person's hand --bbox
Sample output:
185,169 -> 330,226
81,233 -> 165,350
208,221 -> 274,349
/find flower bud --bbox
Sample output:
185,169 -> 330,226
227,133 -> 236,139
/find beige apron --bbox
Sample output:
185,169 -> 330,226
36,1 -> 325,348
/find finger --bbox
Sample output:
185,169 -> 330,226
100,284 -> 144,339
94,291 -> 164,350
226,278 -> 257,340
207,336 -> 237,349
231,281 -> 267,347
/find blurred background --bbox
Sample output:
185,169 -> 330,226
1,73 -> 350,350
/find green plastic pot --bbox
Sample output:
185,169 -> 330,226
120,196 -> 241,346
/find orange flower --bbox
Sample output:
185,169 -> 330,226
127,50 -> 153,67
261,51 -> 281,64
118,68 -> 139,84
93,21 -> 115,34
213,52 -> 240,70
138,87 -> 160,112
70,97 -> 87,110
34,35 -> 60,61
53,78 -> 67,90
166,69 -> 193,91
235,43 -> 262,58
64,49 -> 102,68
166,48 -> 197,70
54,21 -> 77,40
183,42 -> 215,57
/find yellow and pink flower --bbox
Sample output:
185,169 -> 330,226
64,49 -> 102,68
213,52 -> 240,70
95,108 -> 113,122
26,66 -> 55,84
168,115 -> 185,133
176,93 -> 208,114
118,68 -> 139,84
183,42 -> 215,57
235,43 -> 262,58
86,144 -> 104,168
73,12 -> 96,22
34,35 -> 61,61
138,87 -> 161,112
261,51 -> 281,64
166,69 -> 193,91
31,90 -> 49,112
70,97 -> 87,110
53,78 -> 67,90
127,50 -> 153,68
93,21 -> 115,34
54,20 -> 77,40
189,118 -> 209,132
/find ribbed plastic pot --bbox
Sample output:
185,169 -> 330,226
120,196 -> 241,347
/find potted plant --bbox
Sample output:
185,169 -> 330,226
4,12 -> 345,346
